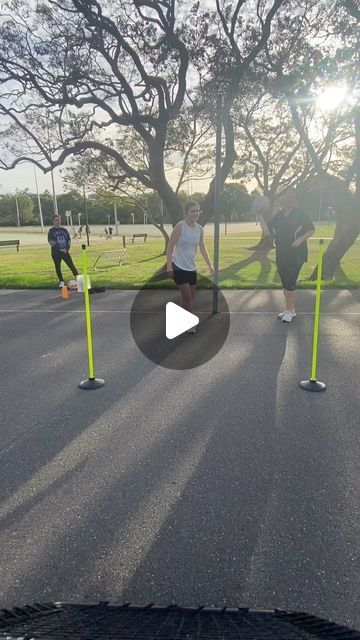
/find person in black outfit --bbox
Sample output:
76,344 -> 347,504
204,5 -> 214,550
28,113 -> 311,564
48,215 -> 79,287
263,189 -> 315,322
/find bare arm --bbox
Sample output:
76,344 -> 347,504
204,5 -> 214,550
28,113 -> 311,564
291,229 -> 314,247
199,229 -> 214,274
260,215 -> 272,236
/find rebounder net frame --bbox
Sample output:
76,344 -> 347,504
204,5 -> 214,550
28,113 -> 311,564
93,249 -> 128,270
1,602 -> 359,639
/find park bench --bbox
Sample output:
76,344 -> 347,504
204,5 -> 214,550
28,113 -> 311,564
131,233 -> 147,243
93,248 -> 128,270
0,240 -> 20,251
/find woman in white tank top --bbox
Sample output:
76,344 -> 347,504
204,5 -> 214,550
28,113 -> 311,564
166,201 -> 214,329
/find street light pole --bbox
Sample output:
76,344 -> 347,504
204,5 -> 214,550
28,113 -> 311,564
33,166 -> 45,232
51,168 -> 58,216
114,202 -> 119,234
213,94 -> 223,314
83,184 -> 90,247
15,196 -> 20,227
46,112 -> 58,216
318,185 -> 323,223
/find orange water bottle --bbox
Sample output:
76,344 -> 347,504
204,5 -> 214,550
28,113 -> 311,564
61,285 -> 69,300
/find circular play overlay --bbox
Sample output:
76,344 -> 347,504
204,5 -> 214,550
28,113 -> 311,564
130,274 -> 230,370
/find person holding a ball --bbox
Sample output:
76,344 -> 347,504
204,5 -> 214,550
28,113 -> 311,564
262,189 -> 315,322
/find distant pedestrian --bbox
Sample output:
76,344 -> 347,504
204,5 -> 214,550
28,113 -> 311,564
48,215 -> 79,288
108,226 -> 113,238
104,227 -> 108,238
78,226 -> 83,239
326,205 -> 335,224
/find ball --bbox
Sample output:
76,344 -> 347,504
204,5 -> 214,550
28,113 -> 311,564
252,195 -> 270,214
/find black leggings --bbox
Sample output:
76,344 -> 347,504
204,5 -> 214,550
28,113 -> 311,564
51,249 -> 79,282
276,254 -> 304,291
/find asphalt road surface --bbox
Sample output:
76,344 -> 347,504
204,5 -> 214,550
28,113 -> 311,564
0,288 -> 359,629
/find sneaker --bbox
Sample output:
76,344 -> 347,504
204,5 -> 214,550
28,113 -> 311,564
186,327 -> 197,335
59,281 -> 65,288
281,310 -> 293,323
278,310 -> 296,319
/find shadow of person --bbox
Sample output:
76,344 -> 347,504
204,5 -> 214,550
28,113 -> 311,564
218,245 -> 274,287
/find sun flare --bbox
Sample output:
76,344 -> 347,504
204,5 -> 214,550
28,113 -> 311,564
316,85 -> 348,111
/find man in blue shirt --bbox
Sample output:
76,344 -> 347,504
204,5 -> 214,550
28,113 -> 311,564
48,215 -> 79,287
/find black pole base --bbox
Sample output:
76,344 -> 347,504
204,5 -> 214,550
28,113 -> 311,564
299,379 -> 326,392
79,377 -> 105,390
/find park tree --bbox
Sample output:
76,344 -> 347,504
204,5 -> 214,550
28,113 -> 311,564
63,149 -> 171,249
2,0 -> 356,280
264,0 -> 360,279
0,0 -> 285,232
220,182 -> 252,222
216,0 -> 358,272
0,191 -> 35,226
231,86 -> 312,206
31,191 -> 56,226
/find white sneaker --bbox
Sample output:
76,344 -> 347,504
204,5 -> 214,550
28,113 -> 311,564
278,310 -> 296,319
281,310 -> 293,323
59,281 -> 65,288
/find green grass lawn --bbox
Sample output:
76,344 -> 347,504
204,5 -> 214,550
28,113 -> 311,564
0,226 -> 359,289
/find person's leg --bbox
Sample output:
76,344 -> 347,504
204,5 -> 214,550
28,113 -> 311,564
277,258 -> 296,315
178,283 -> 192,311
189,270 -> 197,301
62,252 -> 79,277
278,258 -> 304,319
284,289 -> 296,312
52,251 -> 64,282
284,259 -> 304,311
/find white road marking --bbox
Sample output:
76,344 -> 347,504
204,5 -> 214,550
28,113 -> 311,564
0,310 -> 359,315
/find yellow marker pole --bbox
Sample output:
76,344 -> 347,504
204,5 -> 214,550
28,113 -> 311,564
79,244 -> 105,390
300,239 -> 326,392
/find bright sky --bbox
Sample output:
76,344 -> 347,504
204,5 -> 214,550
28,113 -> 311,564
0,164 -> 63,195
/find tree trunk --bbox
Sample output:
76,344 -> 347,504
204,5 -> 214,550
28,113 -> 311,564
149,140 -> 183,226
159,223 -> 170,255
310,221 -> 360,280
199,107 -> 237,226
309,174 -> 360,280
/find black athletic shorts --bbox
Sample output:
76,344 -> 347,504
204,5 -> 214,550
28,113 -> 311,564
276,251 -> 304,291
172,262 -> 197,286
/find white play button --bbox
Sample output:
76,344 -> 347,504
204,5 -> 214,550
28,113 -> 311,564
166,302 -> 199,339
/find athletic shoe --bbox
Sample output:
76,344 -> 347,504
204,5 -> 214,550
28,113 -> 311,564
186,327 -> 197,334
281,310 -> 293,323
278,310 -> 296,319
59,281 -> 65,288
